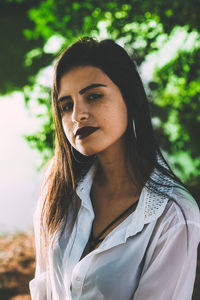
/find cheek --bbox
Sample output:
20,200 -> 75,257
62,118 -> 73,142
110,104 -> 128,130
120,102 -> 128,127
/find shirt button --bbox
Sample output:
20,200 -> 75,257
76,276 -> 81,281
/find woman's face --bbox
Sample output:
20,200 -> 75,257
57,66 -> 128,156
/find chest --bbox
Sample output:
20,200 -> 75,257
69,224 -> 154,300
81,194 -> 139,259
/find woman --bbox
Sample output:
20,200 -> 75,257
30,37 -> 200,300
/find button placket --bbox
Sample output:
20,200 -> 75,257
76,276 -> 81,281
71,253 -> 95,294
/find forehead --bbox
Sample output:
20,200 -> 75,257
58,66 -> 114,95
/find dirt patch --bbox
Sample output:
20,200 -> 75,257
0,232 -> 35,299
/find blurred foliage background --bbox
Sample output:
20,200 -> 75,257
0,0 -> 199,201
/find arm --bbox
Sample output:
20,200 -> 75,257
29,161 -> 53,299
29,189 -> 48,299
133,221 -> 200,300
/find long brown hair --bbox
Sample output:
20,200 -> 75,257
41,37 -> 187,248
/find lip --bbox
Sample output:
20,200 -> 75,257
75,126 -> 99,139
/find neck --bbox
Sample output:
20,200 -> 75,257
95,139 -> 138,197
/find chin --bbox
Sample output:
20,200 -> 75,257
79,149 -> 97,157
77,145 -> 104,157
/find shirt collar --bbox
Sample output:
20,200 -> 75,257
75,161 -> 174,239
76,161 -> 98,214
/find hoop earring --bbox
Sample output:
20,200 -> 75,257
133,120 -> 137,140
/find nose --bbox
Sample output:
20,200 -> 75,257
72,102 -> 90,123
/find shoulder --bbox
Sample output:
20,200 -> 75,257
40,157 -> 55,197
155,186 -> 200,241
41,158 -> 55,189
167,186 -> 200,224
34,158 -> 55,221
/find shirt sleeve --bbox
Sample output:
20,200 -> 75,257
29,193 -> 48,300
29,161 -> 54,299
133,220 -> 200,300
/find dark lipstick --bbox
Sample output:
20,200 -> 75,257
76,126 -> 99,139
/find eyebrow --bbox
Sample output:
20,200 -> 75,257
57,83 -> 107,103
79,83 -> 106,94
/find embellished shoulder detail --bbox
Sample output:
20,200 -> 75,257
144,189 -> 169,220
143,165 -> 175,223
125,172 -> 175,238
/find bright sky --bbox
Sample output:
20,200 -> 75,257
0,92 -> 42,234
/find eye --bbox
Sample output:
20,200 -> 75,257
87,93 -> 103,102
60,102 -> 73,113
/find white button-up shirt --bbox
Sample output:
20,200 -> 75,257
30,163 -> 200,300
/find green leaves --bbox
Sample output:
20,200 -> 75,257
152,41 -> 200,179
1,0 -> 200,184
